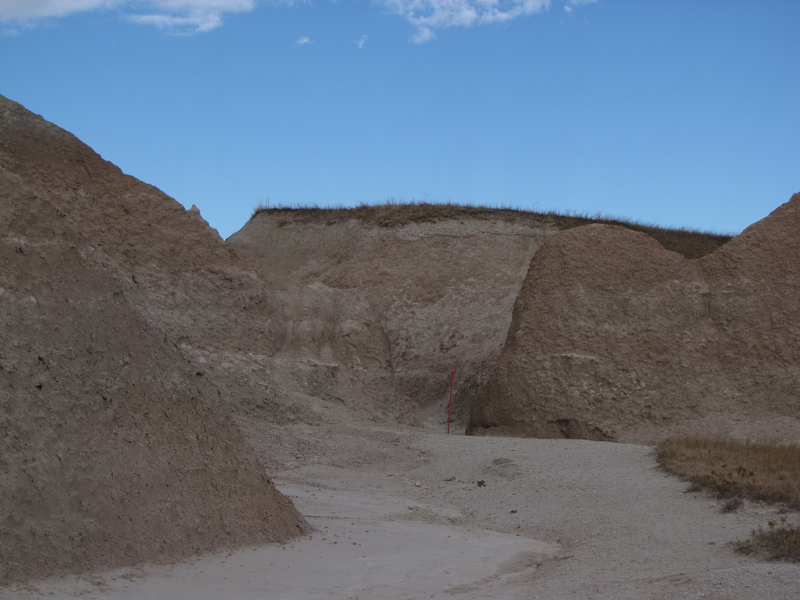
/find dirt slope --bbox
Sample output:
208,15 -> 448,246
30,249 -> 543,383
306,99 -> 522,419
0,94 -> 307,585
228,211 -> 558,426
0,95 -> 421,429
468,193 -> 800,444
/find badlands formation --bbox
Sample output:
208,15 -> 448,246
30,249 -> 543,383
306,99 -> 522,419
1,93 -> 799,598
0,95 -> 306,585
468,199 -> 800,443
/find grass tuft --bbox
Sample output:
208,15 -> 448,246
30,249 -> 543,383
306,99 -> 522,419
656,437 -> 800,562
734,520 -> 800,563
250,200 -> 732,259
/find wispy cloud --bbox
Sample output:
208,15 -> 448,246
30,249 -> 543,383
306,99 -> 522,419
355,33 -> 367,48
0,0 -> 115,21
383,0 -> 598,43
0,0 -> 261,33
384,0 -> 547,44
294,35 -> 311,45
564,0 -> 596,12
0,0 -> 598,36
129,11 -> 223,33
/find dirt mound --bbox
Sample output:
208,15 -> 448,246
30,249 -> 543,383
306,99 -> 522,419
0,94 -> 283,353
468,193 -> 800,444
0,95 -> 306,585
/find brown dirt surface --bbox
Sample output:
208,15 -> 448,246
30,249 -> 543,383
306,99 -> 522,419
468,193 -> 800,444
0,94 -> 307,585
227,210 -> 557,427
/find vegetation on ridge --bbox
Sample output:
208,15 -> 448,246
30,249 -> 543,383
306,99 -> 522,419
656,438 -> 800,562
251,200 -> 732,260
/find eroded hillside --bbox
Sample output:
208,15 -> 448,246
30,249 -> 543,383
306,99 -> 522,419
227,203 -> 731,429
468,195 -> 800,444
227,210 -> 556,426
0,94 -> 307,585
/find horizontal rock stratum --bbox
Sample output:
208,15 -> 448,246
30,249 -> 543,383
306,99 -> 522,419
468,194 -> 800,444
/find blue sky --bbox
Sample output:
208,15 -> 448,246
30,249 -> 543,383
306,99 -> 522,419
1,1 -> 798,239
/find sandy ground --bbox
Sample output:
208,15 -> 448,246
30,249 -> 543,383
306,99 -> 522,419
3,420 -> 799,599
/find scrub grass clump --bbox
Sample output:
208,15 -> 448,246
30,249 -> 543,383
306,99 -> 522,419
656,437 -> 800,562
734,519 -> 800,563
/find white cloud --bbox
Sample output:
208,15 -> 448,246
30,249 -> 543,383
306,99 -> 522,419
129,11 -> 223,32
564,0 -> 596,16
384,0 -> 600,42
356,33 -> 367,48
382,0 -> 553,43
412,26 -> 433,43
0,0 -> 260,32
294,35 -> 310,44
0,1 -> 117,20
0,0 -> 598,36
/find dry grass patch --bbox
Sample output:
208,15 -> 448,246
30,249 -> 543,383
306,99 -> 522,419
656,437 -> 800,562
655,438 -> 800,507
734,520 -> 800,563
251,200 -> 732,259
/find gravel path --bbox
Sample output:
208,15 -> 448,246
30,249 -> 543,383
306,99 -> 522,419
4,423 -> 799,599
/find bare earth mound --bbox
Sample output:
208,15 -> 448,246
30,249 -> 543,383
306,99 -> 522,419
468,193 -> 800,444
0,95 -> 306,585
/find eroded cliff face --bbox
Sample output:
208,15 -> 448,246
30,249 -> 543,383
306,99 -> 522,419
228,213 -> 558,426
0,95 -> 307,585
468,194 -> 800,444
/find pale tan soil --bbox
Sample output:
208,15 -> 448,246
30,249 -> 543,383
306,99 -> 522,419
227,210 -> 558,428
470,194 -> 800,444
4,417 -> 799,599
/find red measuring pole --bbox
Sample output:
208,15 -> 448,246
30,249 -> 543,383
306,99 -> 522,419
447,371 -> 454,434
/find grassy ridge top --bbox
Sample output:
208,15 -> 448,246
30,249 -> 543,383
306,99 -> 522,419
251,201 -> 732,260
